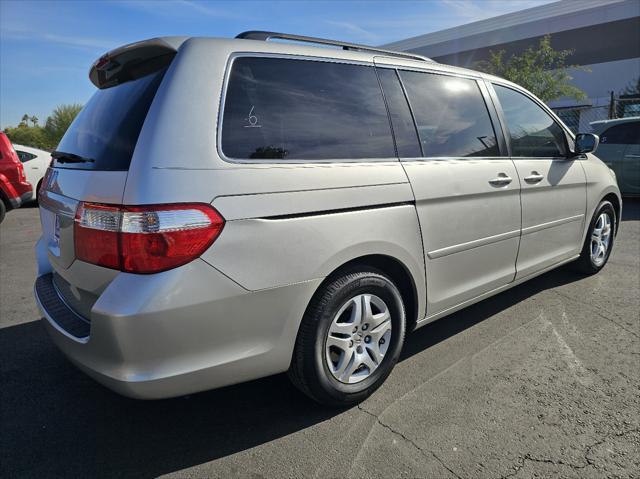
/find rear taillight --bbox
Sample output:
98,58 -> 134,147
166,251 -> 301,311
74,202 -> 224,274
17,162 -> 26,182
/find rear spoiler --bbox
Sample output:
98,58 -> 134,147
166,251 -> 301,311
89,37 -> 188,89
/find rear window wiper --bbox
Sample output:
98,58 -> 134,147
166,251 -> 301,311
51,151 -> 95,164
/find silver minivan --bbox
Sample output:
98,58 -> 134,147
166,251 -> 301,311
34,32 -> 621,406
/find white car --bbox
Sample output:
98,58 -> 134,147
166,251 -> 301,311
14,144 -> 51,198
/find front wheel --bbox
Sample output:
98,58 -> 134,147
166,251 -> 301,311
574,200 -> 616,274
289,268 -> 406,406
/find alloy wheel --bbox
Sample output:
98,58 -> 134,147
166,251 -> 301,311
590,212 -> 612,267
325,294 -> 392,384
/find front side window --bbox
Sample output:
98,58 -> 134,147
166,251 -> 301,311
494,84 -> 567,157
600,122 -> 640,145
399,71 -> 499,157
221,57 -> 394,160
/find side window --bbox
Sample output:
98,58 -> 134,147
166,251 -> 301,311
494,84 -> 567,157
17,151 -> 36,162
600,122 -> 640,145
376,68 -> 421,158
398,70 -> 499,157
221,57 -> 394,160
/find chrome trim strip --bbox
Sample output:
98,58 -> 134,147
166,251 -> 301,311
521,214 -> 584,236
426,229 -> 520,259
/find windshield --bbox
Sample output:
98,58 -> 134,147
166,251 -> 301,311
54,68 -> 166,170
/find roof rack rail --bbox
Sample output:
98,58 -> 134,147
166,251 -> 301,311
235,31 -> 433,63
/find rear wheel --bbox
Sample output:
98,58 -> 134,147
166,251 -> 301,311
574,200 -> 616,274
289,268 -> 406,406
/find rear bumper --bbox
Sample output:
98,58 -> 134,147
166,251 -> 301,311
34,255 -> 320,399
11,190 -> 33,208
1,179 -> 32,209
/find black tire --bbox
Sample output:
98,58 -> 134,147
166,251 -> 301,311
573,200 -> 616,274
289,268 -> 406,407
0,199 -> 6,224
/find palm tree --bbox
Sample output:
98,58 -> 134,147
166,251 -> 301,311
30,115 -> 39,127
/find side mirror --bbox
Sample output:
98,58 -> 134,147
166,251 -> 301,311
574,133 -> 599,155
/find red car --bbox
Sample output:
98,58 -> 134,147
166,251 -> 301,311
0,132 -> 33,223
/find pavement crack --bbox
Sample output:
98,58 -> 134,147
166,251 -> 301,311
583,426 -> 640,466
500,427 -> 640,478
357,405 -> 463,479
551,290 -> 640,339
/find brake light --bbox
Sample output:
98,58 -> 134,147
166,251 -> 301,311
17,161 -> 26,182
74,202 -> 224,273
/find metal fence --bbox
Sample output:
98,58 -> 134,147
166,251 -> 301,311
552,95 -> 640,133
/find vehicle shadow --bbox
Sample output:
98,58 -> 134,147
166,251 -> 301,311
621,197 -> 639,221
2,199 -> 636,478
0,265 -> 587,478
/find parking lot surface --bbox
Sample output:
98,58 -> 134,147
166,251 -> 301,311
1,201 -> 638,479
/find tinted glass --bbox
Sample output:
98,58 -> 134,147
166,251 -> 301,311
494,84 -> 567,157
601,122 -> 640,145
221,57 -> 394,160
17,151 -> 37,162
399,71 -> 498,157
54,68 -> 166,170
377,68 -> 421,158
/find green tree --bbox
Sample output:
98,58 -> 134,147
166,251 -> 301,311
475,35 -> 587,102
619,77 -> 640,96
43,103 -> 83,146
4,104 -> 83,150
4,125 -> 51,150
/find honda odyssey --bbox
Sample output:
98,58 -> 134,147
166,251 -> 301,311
34,32 -> 621,406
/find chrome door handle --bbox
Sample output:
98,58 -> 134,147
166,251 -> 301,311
624,154 -> 640,158
489,174 -> 512,186
524,173 -> 544,184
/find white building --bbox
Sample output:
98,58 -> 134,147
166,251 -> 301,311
384,0 -> 640,131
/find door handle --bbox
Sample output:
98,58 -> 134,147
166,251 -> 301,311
624,154 -> 640,159
524,172 -> 544,184
489,173 -> 512,187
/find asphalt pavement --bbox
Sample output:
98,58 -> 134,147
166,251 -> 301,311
1,201 -> 638,478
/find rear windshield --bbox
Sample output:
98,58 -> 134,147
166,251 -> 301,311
54,68 -> 166,170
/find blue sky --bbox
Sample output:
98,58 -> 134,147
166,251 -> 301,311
0,0 -> 553,128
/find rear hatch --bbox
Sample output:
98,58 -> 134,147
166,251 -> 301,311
39,37 -> 185,315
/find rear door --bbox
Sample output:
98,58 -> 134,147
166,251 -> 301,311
380,66 -> 521,316
38,65 -> 168,312
490,83 -> 586,279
